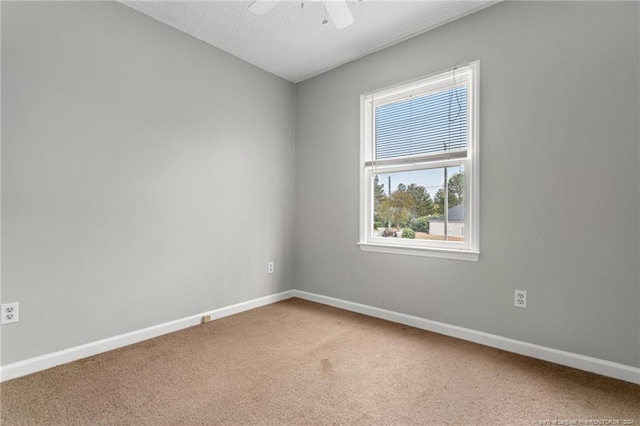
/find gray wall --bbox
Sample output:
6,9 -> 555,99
295,1 -> 640,367
2,1 -> 296,364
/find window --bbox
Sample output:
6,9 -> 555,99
358,62 -> 479,261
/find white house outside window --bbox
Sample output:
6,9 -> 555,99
358,61 -> 480,261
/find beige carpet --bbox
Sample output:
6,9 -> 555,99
1,298 -> 639,425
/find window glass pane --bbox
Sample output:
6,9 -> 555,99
372,166 -> 465,242
375,86 -> 467,160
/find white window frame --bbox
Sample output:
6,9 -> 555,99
358,61 -> 480,261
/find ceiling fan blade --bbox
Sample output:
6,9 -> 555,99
249,0 -> 280,15
325,0 -> 354,29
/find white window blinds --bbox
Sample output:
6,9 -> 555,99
375,86 -> 467,159
363,65 -> 472,165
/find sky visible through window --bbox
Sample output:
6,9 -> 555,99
375,166 -> 464,197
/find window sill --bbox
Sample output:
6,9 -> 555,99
357,242 -> 480,262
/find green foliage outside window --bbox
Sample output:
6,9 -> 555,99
401,228 -> 416,239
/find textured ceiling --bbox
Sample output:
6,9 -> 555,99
121,1 -> 499,83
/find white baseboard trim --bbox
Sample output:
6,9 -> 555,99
1,290 -> 295,382
292,290 -> 640,385
3,289 -> 638,385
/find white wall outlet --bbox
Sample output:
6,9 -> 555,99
268,261 -> 274,274
1,302 -> 19,324
514,290 -> 527,308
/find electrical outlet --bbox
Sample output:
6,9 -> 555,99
1,302 -> 19,324
268,261 -> 274,274
514,290 -> 527,308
